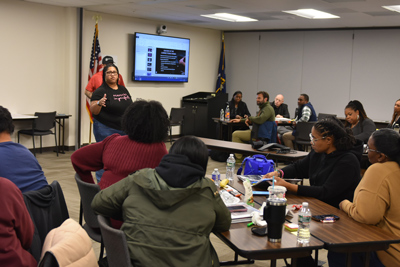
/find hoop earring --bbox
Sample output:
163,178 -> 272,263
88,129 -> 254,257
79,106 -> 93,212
357,115 -> 359,120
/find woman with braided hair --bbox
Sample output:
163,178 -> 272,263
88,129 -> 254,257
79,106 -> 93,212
344,100 -> 376,143
263,117 -> 363,208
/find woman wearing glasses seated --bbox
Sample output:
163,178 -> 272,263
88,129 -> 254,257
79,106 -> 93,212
263,117 -> 363,208
335,129 -> 400,267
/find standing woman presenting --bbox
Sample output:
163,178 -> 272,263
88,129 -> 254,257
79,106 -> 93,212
90,64 -> 133,182
91,64 -> 133,141
388,99 -> 400,131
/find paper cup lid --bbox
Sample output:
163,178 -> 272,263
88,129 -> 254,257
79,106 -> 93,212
268,185 -> 287,192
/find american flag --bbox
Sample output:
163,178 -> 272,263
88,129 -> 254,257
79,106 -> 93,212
215,36 -> 226,93
86,23 -> 103,123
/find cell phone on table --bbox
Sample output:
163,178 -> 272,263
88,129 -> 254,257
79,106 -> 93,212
311,214 -> 340,222
227,205 -> 247,212
251,226 -> 268,236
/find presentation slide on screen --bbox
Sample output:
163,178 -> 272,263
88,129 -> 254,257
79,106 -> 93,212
155,48 -> 186,75
134,33 -> 189,81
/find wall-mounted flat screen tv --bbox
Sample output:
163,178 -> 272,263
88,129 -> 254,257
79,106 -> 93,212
132,32 -> 190,82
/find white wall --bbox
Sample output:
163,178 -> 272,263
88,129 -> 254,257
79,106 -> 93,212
81,11 -> 221,144
0,0 -> 77,147
225,29 -> 400,121
0,0 -> 221,148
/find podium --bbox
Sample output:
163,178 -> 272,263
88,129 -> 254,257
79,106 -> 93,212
181,92 -> 228,138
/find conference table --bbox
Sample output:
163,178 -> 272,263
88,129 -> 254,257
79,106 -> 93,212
218,177 -> 400,267
213,117 -> 293,141
216,185 -> 324,267
198,137 -> 308,163
12,113 -> 71,154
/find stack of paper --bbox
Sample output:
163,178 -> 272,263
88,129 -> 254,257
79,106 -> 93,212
227,203 -> 260,223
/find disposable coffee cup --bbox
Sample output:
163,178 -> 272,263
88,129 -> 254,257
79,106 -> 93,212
267,186 -> 287,201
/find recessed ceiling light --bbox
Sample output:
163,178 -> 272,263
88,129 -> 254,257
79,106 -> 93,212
282,9 -> 340,19
201,13 -> 258,22
382,5 -> 400,13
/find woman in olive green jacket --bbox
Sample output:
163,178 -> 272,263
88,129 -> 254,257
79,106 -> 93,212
92,136 -> 231,267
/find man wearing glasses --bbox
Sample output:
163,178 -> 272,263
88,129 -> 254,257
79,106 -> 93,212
271,94 -> 290,119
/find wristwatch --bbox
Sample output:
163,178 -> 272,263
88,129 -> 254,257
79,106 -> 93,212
97,101 -> 101,106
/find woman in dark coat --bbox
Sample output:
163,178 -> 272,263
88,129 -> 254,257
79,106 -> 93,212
229,91 -> 251,119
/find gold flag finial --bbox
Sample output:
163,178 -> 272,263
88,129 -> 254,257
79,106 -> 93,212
92,14 -> 102,24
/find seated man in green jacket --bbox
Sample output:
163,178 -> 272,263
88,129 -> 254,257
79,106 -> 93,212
92,136 -> 231,267
231,91 -> 275,161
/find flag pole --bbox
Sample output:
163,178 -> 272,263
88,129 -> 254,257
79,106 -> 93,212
89,122 -> 92,144
86,15 -> 103,145
216,32 -> 226,94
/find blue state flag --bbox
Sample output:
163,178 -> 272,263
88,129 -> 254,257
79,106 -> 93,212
216,39 -> 226,93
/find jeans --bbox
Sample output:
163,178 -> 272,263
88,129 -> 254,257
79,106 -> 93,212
328,251 -> 385,267
93,118 -> 125,142
92,118 -> 126,182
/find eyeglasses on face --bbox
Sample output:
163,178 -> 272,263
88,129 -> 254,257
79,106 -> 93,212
366,146 -> 381,153
106,71 -> 118,76
309,133 -> 326,144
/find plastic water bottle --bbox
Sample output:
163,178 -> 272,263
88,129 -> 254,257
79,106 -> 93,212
394,124 -> 400,133
297,202 -> 311,244
211,168 -> 221,187
226,154 -> 235,183
225,104 -> 230,121
220,109 -> 224,121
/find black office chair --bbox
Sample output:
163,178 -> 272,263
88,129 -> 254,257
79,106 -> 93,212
74,173 -> 105,260
169,107 -> 186,144
97,215 -> 133,267
294,122 -> 316,152
318,113 -> 337,121
23,180 -> 69,262
18,111 -> 58,157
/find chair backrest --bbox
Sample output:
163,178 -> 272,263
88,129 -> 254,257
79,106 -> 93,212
33,112 -> 56,131
97,215 -> 133,267
252,120 -> 277,143
170,107 -> 186,124
318,113 -> 337,121
295,121 -> 316,141
23,180 -> 70,262
74,174 -> 101,229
